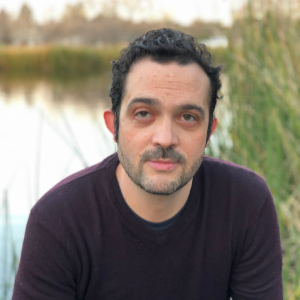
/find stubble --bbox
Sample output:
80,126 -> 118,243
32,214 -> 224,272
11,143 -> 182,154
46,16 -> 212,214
117,145 -> 204,195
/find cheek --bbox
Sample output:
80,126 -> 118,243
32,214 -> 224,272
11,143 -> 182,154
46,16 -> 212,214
123,122 -> 152,141
180,134 -> 207,156
119,126 -> 151,153
119,119 -> 134,143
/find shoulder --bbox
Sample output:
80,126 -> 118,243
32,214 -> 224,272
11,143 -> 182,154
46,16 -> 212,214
51,152 -> 118,191
198,157 -> 279,268
200,156 -> 270,198
197,156 -> 273,227
31,152 -> 119,217
201,156 -> 266,182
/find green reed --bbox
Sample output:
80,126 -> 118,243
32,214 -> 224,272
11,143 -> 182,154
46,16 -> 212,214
0,45 -> 121,80
1,190 -> 19,300
0,44 -> 226,81
225,4 -> 300,299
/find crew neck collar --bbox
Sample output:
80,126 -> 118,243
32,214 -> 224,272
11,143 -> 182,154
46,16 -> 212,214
106,153 -> 203,246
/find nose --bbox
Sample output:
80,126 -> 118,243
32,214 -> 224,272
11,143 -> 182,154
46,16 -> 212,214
151,117 -> 179,149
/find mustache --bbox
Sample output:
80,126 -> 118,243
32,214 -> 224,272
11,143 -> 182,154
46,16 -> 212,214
140,147 -> 186,163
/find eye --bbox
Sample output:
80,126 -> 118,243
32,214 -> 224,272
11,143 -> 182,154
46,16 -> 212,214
181,114 -> 195,122
136,111 -> 151,118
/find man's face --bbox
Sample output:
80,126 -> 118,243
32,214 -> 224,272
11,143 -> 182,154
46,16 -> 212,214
117,59 -> 213,195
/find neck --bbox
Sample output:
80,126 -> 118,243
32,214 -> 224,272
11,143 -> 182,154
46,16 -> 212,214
116,163 -> 192,223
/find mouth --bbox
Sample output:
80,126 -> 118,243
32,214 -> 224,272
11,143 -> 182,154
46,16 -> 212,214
147,159 -> 178,171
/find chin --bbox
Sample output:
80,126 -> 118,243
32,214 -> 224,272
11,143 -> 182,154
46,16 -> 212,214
137,178 -> 190,196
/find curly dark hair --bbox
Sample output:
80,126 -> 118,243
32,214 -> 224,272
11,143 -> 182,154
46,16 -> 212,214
109,28 -> 222,143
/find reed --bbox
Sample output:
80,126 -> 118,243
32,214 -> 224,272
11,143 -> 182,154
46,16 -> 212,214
0,44 -> 226,81
0,45 -> 121,79
225,3 -> 300,299
1,190 -> 19,300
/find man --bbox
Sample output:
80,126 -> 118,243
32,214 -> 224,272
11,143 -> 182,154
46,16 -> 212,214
13,28 -> 282,299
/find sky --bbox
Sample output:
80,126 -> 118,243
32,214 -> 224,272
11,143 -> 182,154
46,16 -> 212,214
0,0 -> 246,26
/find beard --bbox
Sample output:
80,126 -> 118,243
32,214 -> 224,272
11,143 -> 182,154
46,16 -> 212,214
117,144 -> 204,195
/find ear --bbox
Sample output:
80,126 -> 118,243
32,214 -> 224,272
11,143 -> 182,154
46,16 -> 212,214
103,109 -> 117,143
205,118 -> 217,147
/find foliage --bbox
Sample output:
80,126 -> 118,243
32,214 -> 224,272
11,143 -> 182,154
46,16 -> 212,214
0,45 -> 227,80
226,4 -> 300,299
0,2 -> 227,46
0,46 -> 120,80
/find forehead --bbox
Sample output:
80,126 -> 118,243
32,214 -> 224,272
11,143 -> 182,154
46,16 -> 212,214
122,59 -> 211,110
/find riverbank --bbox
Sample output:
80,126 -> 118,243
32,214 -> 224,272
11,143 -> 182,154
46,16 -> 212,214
0,46 -> 120,79
0,45 -> 227,80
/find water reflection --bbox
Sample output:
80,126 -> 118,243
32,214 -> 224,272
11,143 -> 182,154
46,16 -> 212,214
0,76 -> 115,218
0,76 -> 116,298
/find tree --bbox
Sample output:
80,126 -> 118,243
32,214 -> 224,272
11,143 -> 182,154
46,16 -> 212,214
87,0 -> 152,20
58,2 -> 88,44
62,2 -> 86,22
14,3 -> 35,44
0,9 -> 12,44
17,3 -> 33,28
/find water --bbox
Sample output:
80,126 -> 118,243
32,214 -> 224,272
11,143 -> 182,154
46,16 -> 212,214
0,76 -> 116,299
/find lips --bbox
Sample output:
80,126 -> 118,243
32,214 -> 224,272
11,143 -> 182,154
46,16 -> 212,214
147,160 -> 178,171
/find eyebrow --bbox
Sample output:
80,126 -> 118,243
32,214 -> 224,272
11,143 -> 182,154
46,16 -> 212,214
126,97 -> 161,112
175,104 -> 206,119
126,97 -> 205,119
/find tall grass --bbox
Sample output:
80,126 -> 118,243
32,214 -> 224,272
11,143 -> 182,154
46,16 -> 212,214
1,190 -> 19,300
225,3 -> 300,299
0,46 -> 121,80
0,45 -> 226,81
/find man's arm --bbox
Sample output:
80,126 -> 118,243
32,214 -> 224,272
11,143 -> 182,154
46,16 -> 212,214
12,205 -> 77,300
229,192 -> 283,299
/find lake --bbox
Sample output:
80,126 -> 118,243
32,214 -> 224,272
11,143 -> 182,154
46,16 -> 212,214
0,75 -> 116,299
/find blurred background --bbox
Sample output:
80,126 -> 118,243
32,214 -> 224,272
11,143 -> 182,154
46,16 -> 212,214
0,0 -> 299,299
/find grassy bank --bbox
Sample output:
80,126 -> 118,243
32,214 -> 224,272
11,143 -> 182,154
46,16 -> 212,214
225,5 -> 300,299
0,46 -> 121,80
0,45 -> 226,80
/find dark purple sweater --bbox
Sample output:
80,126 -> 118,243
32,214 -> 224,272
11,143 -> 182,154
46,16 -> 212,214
13,153 -> 283,300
